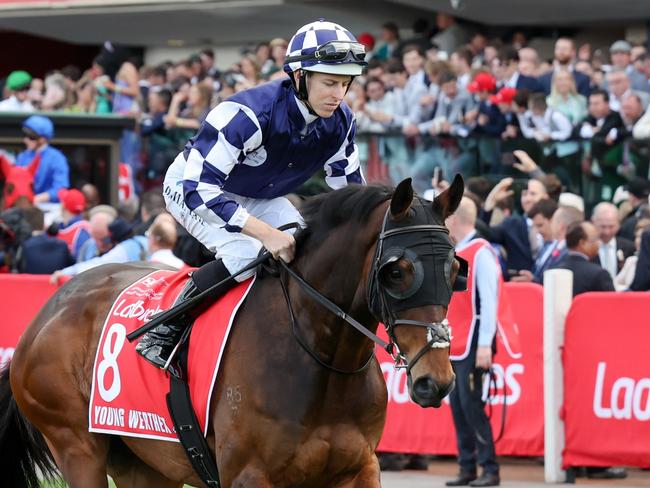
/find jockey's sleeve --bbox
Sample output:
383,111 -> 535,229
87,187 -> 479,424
323,119 -> 365,189
182,101 -> 263,232
46,151 -> 70,203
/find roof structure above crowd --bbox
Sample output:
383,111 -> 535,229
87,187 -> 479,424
0,0 -> 648,48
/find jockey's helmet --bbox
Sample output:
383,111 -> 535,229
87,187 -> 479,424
284,19 -> 367,77
22,115 -> 54,140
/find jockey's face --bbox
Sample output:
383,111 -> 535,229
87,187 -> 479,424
23,134 -> 46,151
302,72 -> 352,118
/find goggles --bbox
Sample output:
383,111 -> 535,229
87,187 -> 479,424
285,41 -> 366,64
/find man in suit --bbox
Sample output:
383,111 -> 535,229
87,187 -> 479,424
495,46 -> 542,93
552,221 -> 615,295
537,37 -> 591,98
609,40 -> 649,94
512,198 -> 558,283
591,202 -> 635,278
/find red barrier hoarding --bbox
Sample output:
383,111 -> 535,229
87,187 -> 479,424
377,283 -> 544,456
0,276 -> 544,455
563,292 -> 650,469
0,274 -> 58,367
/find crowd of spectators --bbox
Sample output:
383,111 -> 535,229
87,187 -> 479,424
1,15 -> 650,294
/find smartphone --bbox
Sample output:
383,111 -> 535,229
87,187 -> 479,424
501,152 -> 521,166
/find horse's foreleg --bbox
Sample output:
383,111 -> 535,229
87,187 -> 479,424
110,460 -> 184,488
44,431 -> 111,488
341,454 -> 382,488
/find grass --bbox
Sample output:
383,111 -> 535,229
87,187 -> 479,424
41,479 -> 195,488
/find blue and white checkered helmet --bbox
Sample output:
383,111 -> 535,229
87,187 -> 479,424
284,20 -> 366,76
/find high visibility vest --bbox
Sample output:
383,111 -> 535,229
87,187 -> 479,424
447,238 -> 519,361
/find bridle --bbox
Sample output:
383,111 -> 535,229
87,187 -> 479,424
277,201 -> 467,376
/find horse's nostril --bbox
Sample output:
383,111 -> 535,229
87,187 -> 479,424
412,376 -> 439,399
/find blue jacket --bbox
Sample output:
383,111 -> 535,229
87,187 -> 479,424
18,234 -> 74,274
484,213 -> 534,272
16,145 -> 70,202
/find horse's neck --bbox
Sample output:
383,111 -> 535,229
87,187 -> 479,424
291,239 -> 378,373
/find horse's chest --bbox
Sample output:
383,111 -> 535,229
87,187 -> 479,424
277,425 -> 372,487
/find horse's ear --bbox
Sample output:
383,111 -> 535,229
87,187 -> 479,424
432,174 -> 464,220
390,178 -> 414,220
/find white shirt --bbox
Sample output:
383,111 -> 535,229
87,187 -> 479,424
0,96 -> 35,112
456,231 -> 499,348
598,239 -> 618,279
149,249 -> 185,270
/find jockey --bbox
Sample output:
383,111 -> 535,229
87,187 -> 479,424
136,19 -> 367,369
15,115 -> 70,204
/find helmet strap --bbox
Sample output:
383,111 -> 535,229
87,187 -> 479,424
294,70 -> 319,117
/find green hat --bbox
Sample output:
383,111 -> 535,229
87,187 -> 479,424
6,70 -> 32,91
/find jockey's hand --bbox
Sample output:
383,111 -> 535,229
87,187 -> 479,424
261,228 -> 296,263
242,217 -> 296,263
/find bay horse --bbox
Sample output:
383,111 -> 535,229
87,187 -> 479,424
0,176 -> 464,488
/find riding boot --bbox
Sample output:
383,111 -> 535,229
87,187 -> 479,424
135,258 -> 235,370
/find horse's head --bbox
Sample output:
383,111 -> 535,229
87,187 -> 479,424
0,155 -> 37,210
367,175 -> 465,407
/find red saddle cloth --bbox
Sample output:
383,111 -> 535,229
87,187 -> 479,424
89,269 -> 254,441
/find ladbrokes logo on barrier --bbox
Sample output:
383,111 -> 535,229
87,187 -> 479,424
381,361 -> 524,406
593,362 -> 650,421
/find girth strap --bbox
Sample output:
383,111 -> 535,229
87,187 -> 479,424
166,333 -> 221,487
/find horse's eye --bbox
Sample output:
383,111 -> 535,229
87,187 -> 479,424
390,268 -> 403,280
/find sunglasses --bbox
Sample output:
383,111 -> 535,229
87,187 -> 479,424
23,132 -> 39,141
285,41 -> 366,64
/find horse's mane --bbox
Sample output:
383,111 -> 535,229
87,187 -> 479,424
296,184 -> 393,250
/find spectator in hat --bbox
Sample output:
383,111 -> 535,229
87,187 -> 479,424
15,115 -> 70,204
467,72 -> 506,174
56,188 -> 91,260
609,40 -> 648,93
50,217 -> 148,283
17,206 -> 73,274
618,177 -> 650,241
147,213 -> 185,269
0,71 -> 35,112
